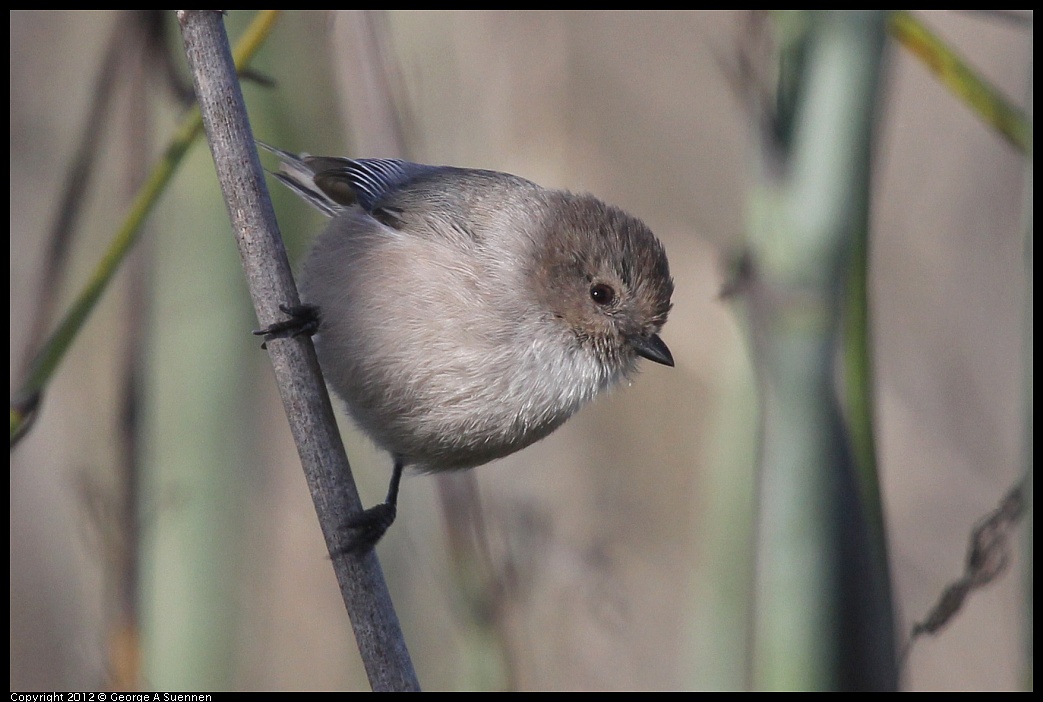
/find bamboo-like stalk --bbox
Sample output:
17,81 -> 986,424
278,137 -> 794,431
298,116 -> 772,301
743,11 -> 896,690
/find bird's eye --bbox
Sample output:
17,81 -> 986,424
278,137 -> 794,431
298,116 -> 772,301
590,283 -> 616,306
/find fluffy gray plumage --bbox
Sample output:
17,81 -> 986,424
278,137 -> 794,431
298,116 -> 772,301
264,144 -> 674,473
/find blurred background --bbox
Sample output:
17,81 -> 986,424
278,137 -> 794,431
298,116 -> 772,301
10,11 -> 1031,691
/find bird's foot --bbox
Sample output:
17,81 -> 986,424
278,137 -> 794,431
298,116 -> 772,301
335,502 -> 398,556
253,303 -> 320,348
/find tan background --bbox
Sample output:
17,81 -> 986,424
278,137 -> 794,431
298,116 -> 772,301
10,11 -> 1030,690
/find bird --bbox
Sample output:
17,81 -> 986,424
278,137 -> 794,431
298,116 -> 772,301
258,143 -> 674,553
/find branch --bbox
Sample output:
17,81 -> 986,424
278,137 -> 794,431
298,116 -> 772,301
176,10 -> 418,691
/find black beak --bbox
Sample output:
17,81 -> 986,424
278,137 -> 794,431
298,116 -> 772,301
631,333 -> 674,367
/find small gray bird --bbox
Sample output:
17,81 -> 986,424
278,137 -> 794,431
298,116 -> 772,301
259,144 -> 674,553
